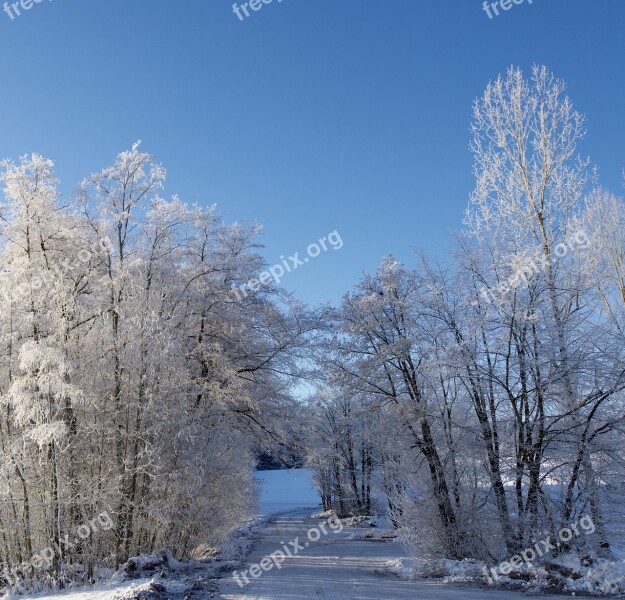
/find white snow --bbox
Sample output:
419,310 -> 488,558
220,469 -> 572,600
217,509 -> 571,600
388,553 -> 625,596
8,469 -> 619,599
4,469 -> 320,600
1,579 -> 152,600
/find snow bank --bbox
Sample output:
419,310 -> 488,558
388,554 -> 625,595
3,518 -> 265,600
388,557 -> 485,582
556,557 -> 625,595
0,579 -> 153,600
310,510 -> 334,519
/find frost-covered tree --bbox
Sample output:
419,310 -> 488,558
313,67 -> 625,564
0,146 -> 310,591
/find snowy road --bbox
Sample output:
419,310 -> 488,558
217,509 -> 569,600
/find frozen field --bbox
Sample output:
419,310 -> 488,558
255,469 -> 320,515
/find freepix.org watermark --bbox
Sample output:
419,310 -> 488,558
232,515 -> 344,587
0,236 -> 113,306
483,0 -> 534,20
231,230 -> 343,301
2,511 -> 114,587
233,0 -> 284,22
476,229 -> 590,310
484,514 -> 596,584
3,0 -> 52,21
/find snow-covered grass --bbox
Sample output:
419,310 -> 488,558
388,554 -> 625,596
388,556 -> 485,582
309,509 -> 334,519
2,522 -> 261,600
339,515 -> 375,528
564,557 -> 625,595
387,483 -> 625,596
1,579 -> 153,600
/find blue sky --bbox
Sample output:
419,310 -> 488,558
1,0 -> 624,304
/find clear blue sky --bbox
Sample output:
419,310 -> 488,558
1,0 -> 624,305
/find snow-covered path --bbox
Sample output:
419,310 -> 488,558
217,510 -> 568,600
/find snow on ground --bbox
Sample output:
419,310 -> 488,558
1,579 -> 153,600
218,470 -> 609,598
4,469 -> 320,600
389,554 -> 625,596
3,575 -> 205,600
217,509 -> 571,600
8,470 -> 617,599
255,469 -> 320,516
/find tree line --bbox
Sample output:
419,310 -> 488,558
0,143 -> 311,590
305,66 -> 625,562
